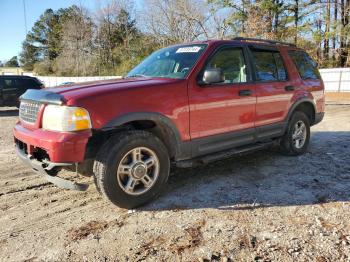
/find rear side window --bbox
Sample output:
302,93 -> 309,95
288,50 -> 320,80
251,50 -> 287,81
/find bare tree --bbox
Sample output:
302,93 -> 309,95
94,0 -> 137,73
339,0 -> 350,66
332,0 -> 338,65
323,0 -> 331,59
54,5 -> 95,76
142,0 -> 210,45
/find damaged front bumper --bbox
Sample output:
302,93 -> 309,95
15,145 -> 89,191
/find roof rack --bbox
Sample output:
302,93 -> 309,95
232,37 -> 296,47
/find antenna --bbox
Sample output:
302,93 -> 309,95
23,0 -> 28,34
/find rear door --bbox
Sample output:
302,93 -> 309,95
248,46 -> 293,140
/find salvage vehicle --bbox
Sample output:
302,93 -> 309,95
0,75 -> 43,107
14,38 -> 325,208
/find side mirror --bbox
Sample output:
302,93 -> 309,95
202,68 -> 225,85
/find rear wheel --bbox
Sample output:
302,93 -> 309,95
279,111 -> 310,156
93,130 -> 170,209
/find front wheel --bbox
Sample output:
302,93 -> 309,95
279,111 -> 310,156
93,130 -> 170,209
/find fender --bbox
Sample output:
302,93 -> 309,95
285,97 -> 316,125
102,112 -> 191,160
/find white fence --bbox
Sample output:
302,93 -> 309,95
22,74 -> 122,87
319,68 -> 350,92
21,69 -> 349,91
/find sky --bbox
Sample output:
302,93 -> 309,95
0,0 -> 103,62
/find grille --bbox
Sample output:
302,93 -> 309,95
19,100 -> 41,124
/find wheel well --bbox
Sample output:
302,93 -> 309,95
293,102 -> 315,125
86,120 -> 177,162
126,120 -> 177,159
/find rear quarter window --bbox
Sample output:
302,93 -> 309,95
288,50 -> 321,80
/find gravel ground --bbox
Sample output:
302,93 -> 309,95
0,105 -> 349,261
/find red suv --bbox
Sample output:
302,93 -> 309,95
14,38 -> 325,208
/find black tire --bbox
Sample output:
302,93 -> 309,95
279,111 -> 310,156
93,130 -> 170,209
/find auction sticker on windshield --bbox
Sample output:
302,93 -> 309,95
176,46 -> 202,53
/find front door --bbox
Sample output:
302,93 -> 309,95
189,45 -> 256,156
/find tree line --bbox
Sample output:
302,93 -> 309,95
17,0 -> 350,76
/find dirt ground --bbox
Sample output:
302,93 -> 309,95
0,105 -> 349,262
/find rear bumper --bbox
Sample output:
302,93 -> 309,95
13,122 -> 91,163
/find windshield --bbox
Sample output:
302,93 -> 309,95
127,44 -> 207,79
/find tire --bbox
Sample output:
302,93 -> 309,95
93,130 -> 170,209
279,111 -> 310,156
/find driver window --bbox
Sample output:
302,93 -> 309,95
205,47 -> 247,83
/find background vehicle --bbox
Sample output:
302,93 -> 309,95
14,38 -> 325,209
0,75 -> 44,107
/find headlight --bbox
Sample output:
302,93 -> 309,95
42,105 -> 92,131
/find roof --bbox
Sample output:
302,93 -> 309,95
232,37 -> 296,47
0,75 -> 36,78
183,38 -> 297,49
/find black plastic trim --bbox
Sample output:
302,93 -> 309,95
286,98 -> 317,125
256,122 -> 285,140
232,37 -> 296,47
191,128 -> 256,157
102,111 -> 291,161
20,89 -> 64,105
102,112 -> 191,160
314,112 -> 325,125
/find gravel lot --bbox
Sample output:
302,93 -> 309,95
0,105 -> 349,261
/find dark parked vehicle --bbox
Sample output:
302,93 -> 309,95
0,75 -> 44,107
14,38 -> 325,209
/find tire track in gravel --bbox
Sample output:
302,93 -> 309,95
0,182 -> 52,197
0,191 -> 110,239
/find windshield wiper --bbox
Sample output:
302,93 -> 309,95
125,74 -> 147,78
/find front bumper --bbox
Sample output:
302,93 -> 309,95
15,145 -> 89,191
13,122 -> 91,163
13,122 -> 92,191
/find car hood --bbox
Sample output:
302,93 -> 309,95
46,77 -> 184,102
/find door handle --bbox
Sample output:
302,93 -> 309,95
239,89 -> 252,96
285,85 -> 295,91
